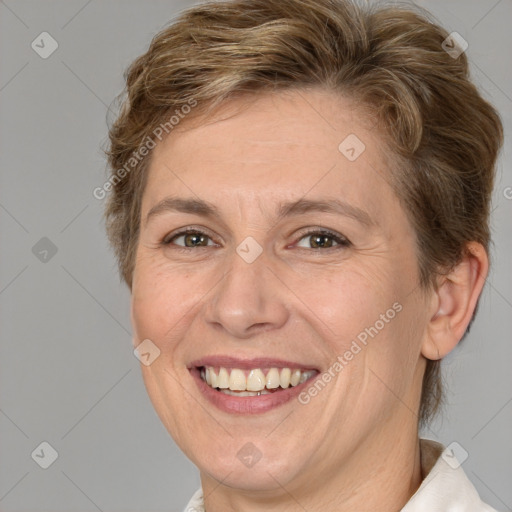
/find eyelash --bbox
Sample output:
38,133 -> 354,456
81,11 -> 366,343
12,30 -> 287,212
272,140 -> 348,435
161,227 -> 351,251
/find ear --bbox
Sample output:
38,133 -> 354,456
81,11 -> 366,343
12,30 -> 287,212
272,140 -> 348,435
422,242 -> 489,360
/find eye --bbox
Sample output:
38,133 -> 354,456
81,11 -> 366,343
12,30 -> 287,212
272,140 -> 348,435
161,227 -> 351,251
295,229 -> 351,250
163,228 -> 215,248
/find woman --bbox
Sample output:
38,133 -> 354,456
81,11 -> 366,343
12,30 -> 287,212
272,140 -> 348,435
104,0 -> 503,509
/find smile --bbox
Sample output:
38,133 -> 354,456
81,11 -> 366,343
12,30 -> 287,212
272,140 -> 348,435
188,357 -> 321,414
200,366 -> 318,396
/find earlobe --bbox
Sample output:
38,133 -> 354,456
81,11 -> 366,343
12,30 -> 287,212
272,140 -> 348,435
421,242 -> 489,361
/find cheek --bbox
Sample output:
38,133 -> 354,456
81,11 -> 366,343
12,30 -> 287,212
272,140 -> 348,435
130,265 -> 197,435
306,260 -> 423,392
131,259 -> 220,364
294,263 -> 401,351
360,290 -> 428,403
131,262 -> 189,346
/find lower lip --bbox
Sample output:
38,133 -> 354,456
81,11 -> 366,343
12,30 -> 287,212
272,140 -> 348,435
190,368 -> 318,414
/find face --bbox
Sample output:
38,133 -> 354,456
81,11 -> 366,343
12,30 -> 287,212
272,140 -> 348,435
131,88 -> 431,495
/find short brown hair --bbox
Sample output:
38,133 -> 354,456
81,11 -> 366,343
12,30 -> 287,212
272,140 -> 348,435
104,0 -> 503,425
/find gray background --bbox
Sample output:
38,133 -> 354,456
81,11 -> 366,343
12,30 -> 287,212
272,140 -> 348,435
0,0 -> 510,511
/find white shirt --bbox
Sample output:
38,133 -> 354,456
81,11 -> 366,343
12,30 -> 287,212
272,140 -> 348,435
183,439 -> 498,511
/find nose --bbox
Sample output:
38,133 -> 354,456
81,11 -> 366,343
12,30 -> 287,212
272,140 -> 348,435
204,247 -> 289,339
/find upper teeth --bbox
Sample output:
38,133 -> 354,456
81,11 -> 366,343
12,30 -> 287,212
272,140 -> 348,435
200,367 -> 316,392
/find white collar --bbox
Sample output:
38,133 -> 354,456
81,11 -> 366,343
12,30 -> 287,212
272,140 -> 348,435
183,439 -> 497,511
401,439 -> 497,511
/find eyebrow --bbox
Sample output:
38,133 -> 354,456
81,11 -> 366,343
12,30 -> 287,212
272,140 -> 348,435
144,196 -> 375,228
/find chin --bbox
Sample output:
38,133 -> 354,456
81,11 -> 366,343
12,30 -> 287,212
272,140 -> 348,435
192,439 -> 304,492
202,460 -> 298,492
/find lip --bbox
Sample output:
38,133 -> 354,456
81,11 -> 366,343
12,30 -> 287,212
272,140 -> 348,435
190,368 -> 320,414
188,356 -> 321,415
188,355 -> 319,372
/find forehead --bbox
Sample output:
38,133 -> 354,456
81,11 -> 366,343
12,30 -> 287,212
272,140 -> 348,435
143,89 -> 398,221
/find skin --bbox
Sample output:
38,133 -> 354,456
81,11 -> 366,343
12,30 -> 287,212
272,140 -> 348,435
130,88 -> 488,511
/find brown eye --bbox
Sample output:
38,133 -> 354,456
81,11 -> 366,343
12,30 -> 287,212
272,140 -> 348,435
296,230 -> 350,250
309,233 -> 335,248
164,230 -> 213,248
